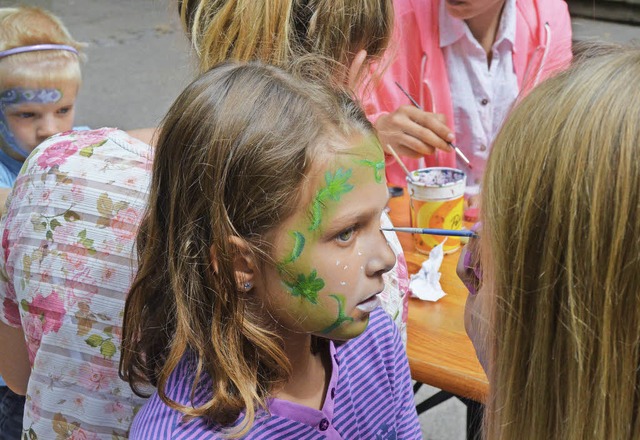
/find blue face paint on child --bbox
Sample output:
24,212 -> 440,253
0,82 -> 78,159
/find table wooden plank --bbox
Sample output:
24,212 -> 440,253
387,192 -> 488,403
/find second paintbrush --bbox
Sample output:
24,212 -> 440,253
381,227 -> 478,239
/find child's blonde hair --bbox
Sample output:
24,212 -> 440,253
0,6 -> 84,87
120,61 -> 378,437
178,0 -> 392,75
482,45 -> 640,439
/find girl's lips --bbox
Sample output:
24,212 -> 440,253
356,294 -> 381,313
446,0 -> 466,6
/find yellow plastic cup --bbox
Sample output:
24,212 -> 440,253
407,167 -> 466,255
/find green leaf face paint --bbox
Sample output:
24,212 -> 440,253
309,167 -> 354,232
261,134 -> 395,340
283,269 -> 324,304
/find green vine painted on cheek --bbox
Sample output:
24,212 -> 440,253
280,231 -> 305,267
309,168 -> 354,231
283,269 -> 324,304
356,159 -> 385,184
320,294 -> 354,334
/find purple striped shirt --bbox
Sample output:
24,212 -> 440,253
130,308 -> 421,439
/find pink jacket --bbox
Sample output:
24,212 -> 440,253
364,0 -> 573,186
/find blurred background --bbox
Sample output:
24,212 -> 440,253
0,0 -> 637,132
0,0 -> 637,439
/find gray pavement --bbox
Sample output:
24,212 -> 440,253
2,1 -> 639,439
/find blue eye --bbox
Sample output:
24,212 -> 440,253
19,112 -> 35,119
336,227 -> 355,243
57,106 -> 71,115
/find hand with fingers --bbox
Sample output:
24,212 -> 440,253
375,105 -> 454,159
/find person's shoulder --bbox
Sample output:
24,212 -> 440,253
20,127 -> 152,185
394,0 -> 436,20
517,0 -> 569,21
28,127 -> 152,167
0,160 -> 17,188
131,356 -> 221,439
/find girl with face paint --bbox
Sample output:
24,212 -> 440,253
0,6 -> 84,438
0,7 -> 85,213
120,62 -> 422,439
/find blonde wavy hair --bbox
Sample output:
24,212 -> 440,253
481,45 -> 640,439
178,0 -> 392,77
0,6 -> 85,86
119,61 -> 376,437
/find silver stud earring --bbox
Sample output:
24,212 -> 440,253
243,282 -> 252,291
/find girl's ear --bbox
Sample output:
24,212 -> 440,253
227,235 -> 257,292
347,49 -> 368,91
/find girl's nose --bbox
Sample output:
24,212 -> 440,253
365,229 -> 397,278
37,116 -> 60,141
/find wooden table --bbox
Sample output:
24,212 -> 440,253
387,193 -> 488,403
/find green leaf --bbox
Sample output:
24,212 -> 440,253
308,168 -> 354,232
324,168 -> 353,201
20,299 -> 30,312
30,216 -> 47,232
97,193 -> 114,217
113,201 -> 129,212
100,340 -> 117,358
85,334 -> 103,347
320,294 -> 354,334
284,269 -> 324,304
281,231 -> 305,265
79,140 -> 107,158
357,159 -> 385,184
45,230 -> 53,241
64,210 -> 81,222
79,146 -> 94,158
49,219 -> 62,230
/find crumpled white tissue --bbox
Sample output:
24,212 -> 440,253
409,240 -> 446,302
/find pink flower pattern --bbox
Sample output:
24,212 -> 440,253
35,140 -> 79,168
0,129 -> 150,439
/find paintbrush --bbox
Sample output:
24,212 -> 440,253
386,144 -> 416,183
381,227 -> 478,239
393,81 -> 473,170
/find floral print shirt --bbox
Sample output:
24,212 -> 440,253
0,128 -> 150,439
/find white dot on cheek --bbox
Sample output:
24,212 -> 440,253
360,266 -> 364,271
340,281 -> 347,286
343,265 -> 348,270
336,260 -> 340,266
357,251 -> 363,256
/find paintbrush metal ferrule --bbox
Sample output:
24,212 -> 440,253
449,143 -> 472,168
381,227 -> 478,238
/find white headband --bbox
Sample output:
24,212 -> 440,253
0,44 -> 78,60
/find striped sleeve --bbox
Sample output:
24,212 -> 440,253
390,318 -> 422,438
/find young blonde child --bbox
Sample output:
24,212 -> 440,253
0,5 -> 83,437
0,7 -> 84,206
120,62 -> 421,439
463,46 -> 640,439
